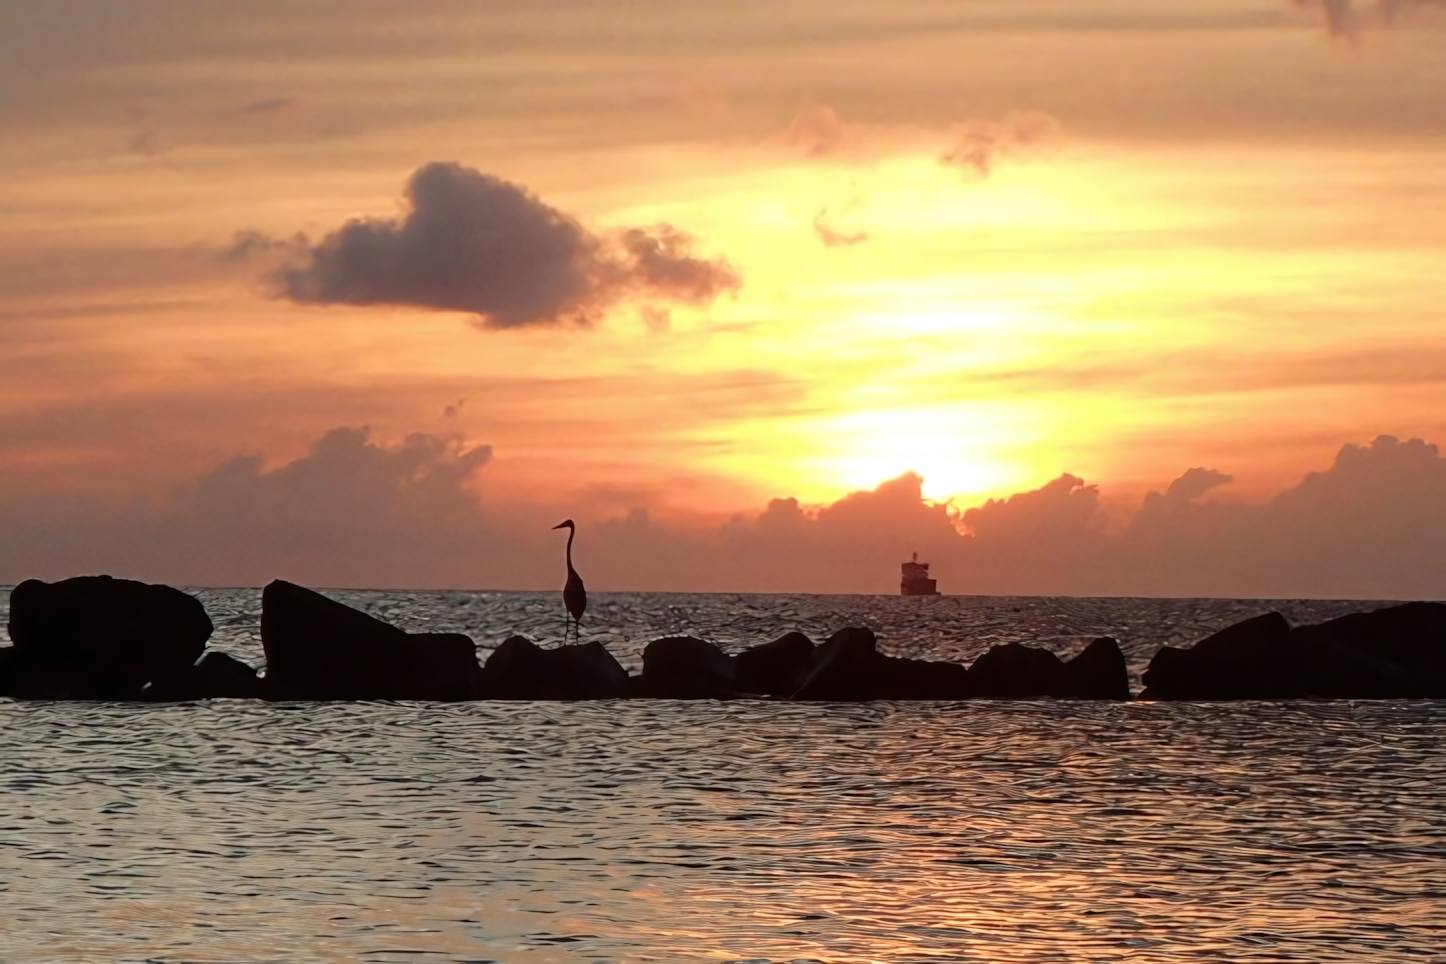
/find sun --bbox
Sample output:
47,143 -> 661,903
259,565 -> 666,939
813,406 -> 1028,504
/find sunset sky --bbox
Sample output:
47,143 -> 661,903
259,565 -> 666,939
2,0 -> 1445,594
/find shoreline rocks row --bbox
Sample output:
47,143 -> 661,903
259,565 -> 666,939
0,576 -> 1443,702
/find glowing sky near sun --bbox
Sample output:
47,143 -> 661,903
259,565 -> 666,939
0,0 -> 1444,590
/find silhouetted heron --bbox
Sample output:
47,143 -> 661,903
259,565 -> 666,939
552,519 -> 586,642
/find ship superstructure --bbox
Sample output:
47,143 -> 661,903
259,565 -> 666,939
901,553 -> 939,596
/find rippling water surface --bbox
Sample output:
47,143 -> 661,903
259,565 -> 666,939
1,591 -> 1443,962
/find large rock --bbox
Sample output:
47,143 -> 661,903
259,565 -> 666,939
1290,602 -> 1446,699
479,636 -> 628,700
735,631 -> 814,696
793,627 -> 882,700
261,579 -> 483,700
4,575 -> 213,699
0,647 -> 16,696
637,636 -> 737,699
1058,637 -> 1131,700
144,651 -> 265,702
873,656 -> 971,700
792,628 -> 973,701
1141,612 -> 1299,700
969,643 -> 1065,698
1138,605 -> 1446,700
0,649 -> 87,700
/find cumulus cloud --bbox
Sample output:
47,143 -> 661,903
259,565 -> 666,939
586,436 -> 1446,596
1118,437 -> 1446,597
169,427 -> 497,586
610,226 -> 740,304
182,427 -> 490,527
962,474 -> 1102,540
4,430 -> 1446,598
0,427 -> 511,590
224,228 -> 308,262
1163,467 -> 1234,504
265,162 -> 739,327
939,111 -> 1064,178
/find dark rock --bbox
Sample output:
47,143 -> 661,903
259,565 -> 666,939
477,636 -> 546,698
735,632 -> 814,696
793,627 -> 880,700
479,635 -> 627,700
5,575 -> 213,699
1142,605 -> 1446,700
1059,637 -> 1130,700
969,643 -> 1065,698
1290,602 -> 1446,698
144,651 -> 264,702
873,656 -> 971,700
195,651 -> 265,698
638,636 -> 737,699
1141,612 -> 1299,700
0,650 -> 91,700
261,579 -> 483,700
793,628 -> 972,700
1138,647 -> 1193,700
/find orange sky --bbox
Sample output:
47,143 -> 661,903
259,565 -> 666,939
1,1 -> 1444,591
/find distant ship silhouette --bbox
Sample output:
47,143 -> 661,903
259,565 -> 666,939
901,552 -> 939,596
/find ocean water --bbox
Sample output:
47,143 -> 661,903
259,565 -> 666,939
1,590 -> 1443,962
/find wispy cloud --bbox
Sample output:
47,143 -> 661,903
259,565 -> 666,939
782,103 -> 867,158
812,209 -> 869,248
939,112 -> 1064,179
226,97 -> 292,116
1294,0 -> 1446,38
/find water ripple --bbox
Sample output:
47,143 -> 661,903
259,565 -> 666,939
0,591 -> 1443,961
0,697 -> 1442,961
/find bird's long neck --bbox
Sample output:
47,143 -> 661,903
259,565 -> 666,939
565,525 -> 575,573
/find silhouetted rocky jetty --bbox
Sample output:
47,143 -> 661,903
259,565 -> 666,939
481,635 -> 627,700
146,651 -> 265,702
734,631 -> 814,695
968,637 -> 1130,700
635,636 -> 740,699
263,579 -> 483,701
1140,601 -> 1446,700
2,575 -> 213,700
2,575 -> 1444,702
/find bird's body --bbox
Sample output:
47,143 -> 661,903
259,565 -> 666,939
553,520 -> 587,642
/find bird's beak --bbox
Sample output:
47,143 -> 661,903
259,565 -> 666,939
552,522 -> 566,529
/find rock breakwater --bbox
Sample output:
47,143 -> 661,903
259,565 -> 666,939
1,576 -> 1442,701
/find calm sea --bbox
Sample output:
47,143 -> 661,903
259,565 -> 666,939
0,590 -> 1442,962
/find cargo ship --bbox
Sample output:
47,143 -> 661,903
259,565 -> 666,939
901,553 -> 939,596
